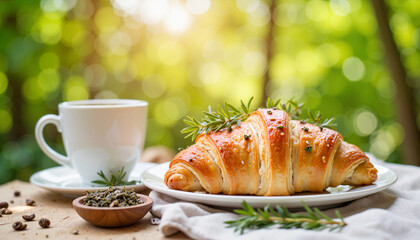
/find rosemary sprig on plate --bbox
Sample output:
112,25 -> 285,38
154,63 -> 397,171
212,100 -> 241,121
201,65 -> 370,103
225,201 -> 346,234
91,167 -> 138,186
181,97 -> 336,141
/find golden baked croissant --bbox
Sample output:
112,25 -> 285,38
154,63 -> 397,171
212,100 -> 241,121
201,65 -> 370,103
165,109 -> 378,196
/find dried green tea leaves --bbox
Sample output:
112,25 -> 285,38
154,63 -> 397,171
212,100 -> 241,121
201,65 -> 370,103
83,187 -> 143,207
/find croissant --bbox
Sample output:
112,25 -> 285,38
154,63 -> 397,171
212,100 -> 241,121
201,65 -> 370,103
165,109 -> 378,196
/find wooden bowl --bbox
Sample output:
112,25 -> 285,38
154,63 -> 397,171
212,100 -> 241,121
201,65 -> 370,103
72,194 -> 153,227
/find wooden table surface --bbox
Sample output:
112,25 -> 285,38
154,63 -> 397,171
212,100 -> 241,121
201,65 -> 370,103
0,180 -> 188,240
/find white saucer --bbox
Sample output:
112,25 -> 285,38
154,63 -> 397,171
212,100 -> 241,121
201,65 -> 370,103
141,155 -> 397,208
30,162 -> 156,198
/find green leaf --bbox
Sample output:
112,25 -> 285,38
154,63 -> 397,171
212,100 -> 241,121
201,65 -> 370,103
302,201 -> 318,220
314,207 -> 332,221
257,208 -> 270,219
234,209 -> 252,216
335,209 -> 344,222
91,167 -> 137,187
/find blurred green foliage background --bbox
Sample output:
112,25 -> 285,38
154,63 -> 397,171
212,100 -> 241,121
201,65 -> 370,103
0,0 -> 419,184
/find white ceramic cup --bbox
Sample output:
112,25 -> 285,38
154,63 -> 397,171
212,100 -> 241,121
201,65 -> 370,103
35,99 -> 148,184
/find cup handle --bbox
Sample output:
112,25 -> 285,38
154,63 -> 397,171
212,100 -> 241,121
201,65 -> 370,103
35,114 -> 71,168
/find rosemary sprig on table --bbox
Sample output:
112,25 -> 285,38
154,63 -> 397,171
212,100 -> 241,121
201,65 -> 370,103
181,97 -> 337,141
91,167 -> 138,186
225,201 -> 346,234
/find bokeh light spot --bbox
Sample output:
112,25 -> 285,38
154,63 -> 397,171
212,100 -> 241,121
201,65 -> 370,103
342,57 -> 365,81
37,69 -> 61,92
0,109 -> 12,134
64,76 -> 89,101
305,0 -> 328,22
53,0 -> 77,12
104,55 -> 129,74
164,4 -> 191,34
22,78 -> 44,101
187,0 -> 211,15
40,0 -> 56,12
94,90 -> 118,99
316,43 -> 340,67
112,0 -> 141,16
329,0 -> 351,16
0,72 -> 8,95
67,86 -> 88,101
354,110 -> 378,136
41,0 -> 77,12
108,31 -> 132,54
139,0 -> 169,25
62,21 -> 85,47
39,52 -> 60,70
84,64 -> 107,90
247,2 -> 270,27
273,4 -> 298,27
236,0 -> 260,13
370,124 -> 404,160
376,75 -> 395,99
94,7 -> 120,33
40,22 -> 62,44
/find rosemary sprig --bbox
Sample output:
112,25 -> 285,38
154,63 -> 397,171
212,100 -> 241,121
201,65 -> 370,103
181,97 -> 254,141
281,99 -> 304,120
225,201 -> 346,234
307,110 -> 337,130
265,98 -> 281,109
91,167 -> 138,186
181,97 -> 336,141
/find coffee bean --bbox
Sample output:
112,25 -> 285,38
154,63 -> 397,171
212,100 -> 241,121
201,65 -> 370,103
12,221 -> 27,231
22,214 -> 35,221
0,201 -> 8,209
26,199 -> 36,206
39,218 -> 50,228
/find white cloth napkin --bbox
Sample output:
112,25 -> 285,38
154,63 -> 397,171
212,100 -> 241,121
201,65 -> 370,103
150,161 -> 420,240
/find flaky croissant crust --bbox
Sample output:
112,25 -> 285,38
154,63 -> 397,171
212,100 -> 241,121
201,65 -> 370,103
165,109 -> 378,196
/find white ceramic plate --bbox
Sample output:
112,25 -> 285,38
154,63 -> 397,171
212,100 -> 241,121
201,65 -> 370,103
140,156 -> 397,208
30,162 -> 156,198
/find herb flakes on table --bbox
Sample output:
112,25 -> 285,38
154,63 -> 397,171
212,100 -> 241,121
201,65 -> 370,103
83,187 -> 143,207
